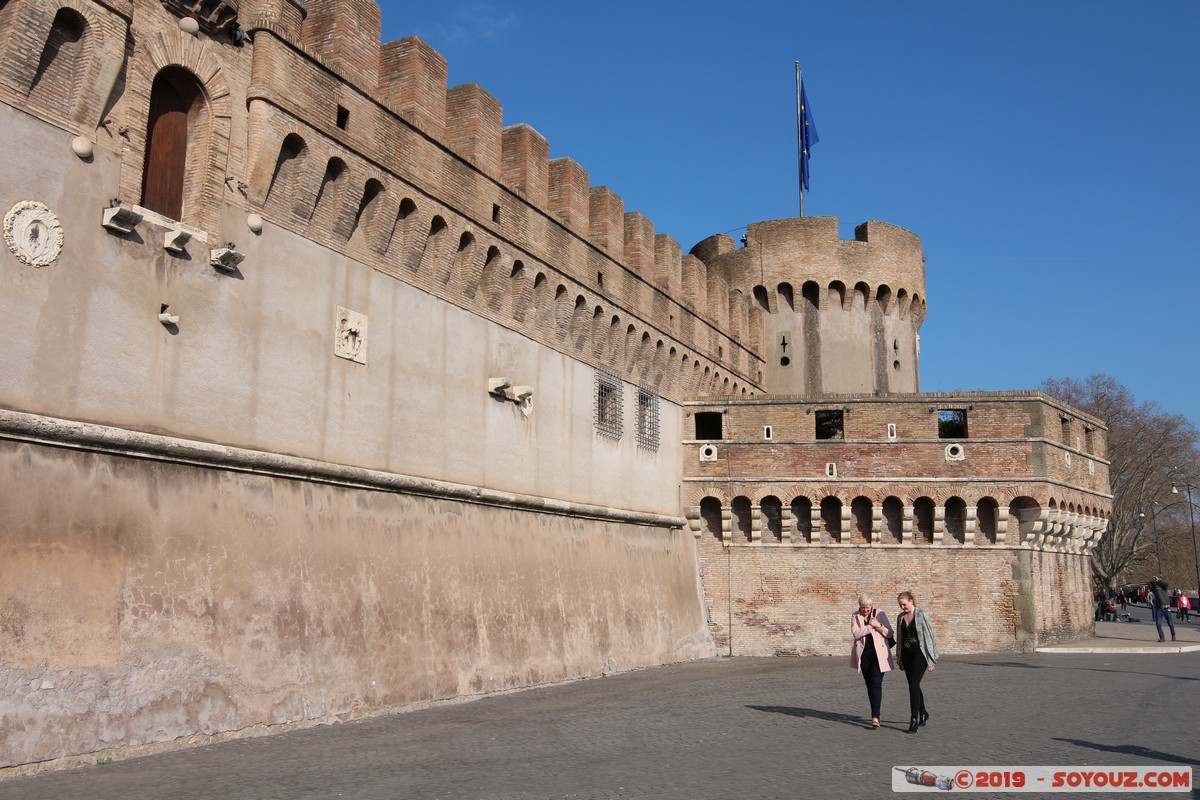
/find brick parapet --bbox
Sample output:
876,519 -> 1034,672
684,391 -> 1107,432
681,394 -> 1111,497
446,83 -> 502,179
299,0 -> 380,91
588,187 -> 624,261
379,36 -> 446,139
0,0 -> 762,395
238,4 -> 749,350
548,157 -> 590,234
235,10 -> 758,379
502,123 -> 548,207
233,30 -> 761,395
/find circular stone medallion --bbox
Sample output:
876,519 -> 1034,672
5,201 -> 64,268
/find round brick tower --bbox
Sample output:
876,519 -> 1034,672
690,216 -> 926,395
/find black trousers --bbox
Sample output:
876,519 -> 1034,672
860,640 -> 883,718
901,644 -> 928,720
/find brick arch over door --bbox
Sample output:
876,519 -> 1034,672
123,33 -> 232,234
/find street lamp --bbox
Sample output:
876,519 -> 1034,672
1170,470 -> 1200,603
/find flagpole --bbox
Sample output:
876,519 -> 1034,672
795,61 -> 804,217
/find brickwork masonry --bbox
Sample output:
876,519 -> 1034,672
697,536 -> 1094,657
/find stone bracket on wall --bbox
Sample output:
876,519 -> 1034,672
101,204 -> 210,261
102,204 -> 142,235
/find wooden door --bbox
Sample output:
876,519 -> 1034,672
141,71 -> 194,219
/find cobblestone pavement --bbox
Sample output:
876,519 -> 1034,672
2,632 -> 1198,800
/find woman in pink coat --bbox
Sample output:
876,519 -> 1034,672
851,593 -> 895,729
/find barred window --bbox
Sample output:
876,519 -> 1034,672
636,386 -> 660,451
594,370 -> 623,439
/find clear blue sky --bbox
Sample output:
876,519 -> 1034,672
377,1 -> 1200,428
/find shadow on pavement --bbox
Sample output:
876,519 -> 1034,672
747,705 -> 869,729
1052,737 -> 1200,770
953,659 -> 1200,682
954,660 -> 1044,669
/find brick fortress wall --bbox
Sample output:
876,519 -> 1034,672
683,395 -> 1111,654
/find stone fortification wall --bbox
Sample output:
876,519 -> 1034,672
0,422 -> 714,773
0,0 -> 727,774
684,394 -> 1111,502
695,536 -> 1093,657
0,0 -> 765,399
0,106 -> 691,513
691,218 -> 926,395
682,393 -> 1110,654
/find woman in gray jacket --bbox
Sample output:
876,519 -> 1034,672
896,590 -> 938,734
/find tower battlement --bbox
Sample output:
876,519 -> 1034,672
693,217 -> 926,321
692,217 -> 927,396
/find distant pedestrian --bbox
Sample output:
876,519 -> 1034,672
851,594 -> 894,730
896,591 -> 939,734
1149,576 -> 1177,642
1178,593 -> 1191,622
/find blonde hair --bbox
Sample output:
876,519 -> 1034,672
858,594 -> 873,607
897,590 -> 916,604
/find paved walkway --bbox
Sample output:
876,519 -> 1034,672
1038,612 -> 1200,653
2,619 -> 1198,800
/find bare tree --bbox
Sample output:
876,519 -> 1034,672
1040,374 -> 1200,590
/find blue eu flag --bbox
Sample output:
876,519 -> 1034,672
800,82 -> 819,193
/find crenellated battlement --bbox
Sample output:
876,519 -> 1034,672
0,0 -> 884,396
0,0 -> 939,400
240,0 -> 710,301
692,217 -> 926,322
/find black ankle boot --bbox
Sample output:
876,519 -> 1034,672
908,718 -> 919,733
919,710 -> 929,727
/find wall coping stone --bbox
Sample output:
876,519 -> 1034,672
0,409 -> 685,529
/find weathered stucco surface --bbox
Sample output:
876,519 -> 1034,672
0,438 -> 713,769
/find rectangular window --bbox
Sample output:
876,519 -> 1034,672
1060,416 -> 1071,444
938,409 -> 968,439
594,370 -> 623,439
815,410 -> 844,440
694,411 -> 722,440
636,386 -> 660,451
1084,427 -> 1094,453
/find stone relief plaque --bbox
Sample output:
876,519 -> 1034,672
5,201 -> 64,268
335,306 -> 367,364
